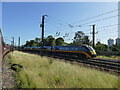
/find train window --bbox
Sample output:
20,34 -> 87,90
74,47 -> 76,51
88,46 -> 95,52
71,48 -> 73,50
72,47 -> 73,51
82,48 -> 84,51
71,47 -> 73,51
80,47 -> 83,51
72,47 -> 74,51
68,47 -> 70,50
66,47 -> 68,50
76,48 -> 78,51
66,47 -> 68,51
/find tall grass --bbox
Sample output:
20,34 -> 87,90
10,51 -> 119,88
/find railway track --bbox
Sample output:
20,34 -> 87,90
43,53 -> 120,74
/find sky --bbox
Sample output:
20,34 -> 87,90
1,2 -> 118,45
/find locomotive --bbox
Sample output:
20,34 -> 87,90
24,45 -> 97,59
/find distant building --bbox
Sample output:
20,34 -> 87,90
116,38 -> 120,46
108,38 -> 114,47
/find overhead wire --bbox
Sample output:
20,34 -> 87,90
71,9 -> 119,25
45,9 -> 119,42
51,14 -> 118,31
48,16 -> 69,25
46,13 -> 118,35
74,14 -> 118,27
47,8 -> 119,30
96,24 -> 118,30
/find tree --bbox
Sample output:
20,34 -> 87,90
24,40 -> 37,47
23,35 -> 67,47
96,41 -> 101,45
43,38 -> 48,46
47,35 -> 56,46
111,45 -> 118,51
82,35 -> 90,45
24,41 -> 30,47
35,38 -> 41,46
95,41 -> 107,51
73,31 -> 90,45
35,38 -> 41,43
29,40 -> 37,47
47,35 -> 53,39
55,37 -> 64,46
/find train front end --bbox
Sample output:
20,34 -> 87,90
88,46 -> 97,58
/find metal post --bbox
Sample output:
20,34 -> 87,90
18,37 -> 20,50
93,25 -> 95,49
40,15 -> 48,56
11,37 -> 14,53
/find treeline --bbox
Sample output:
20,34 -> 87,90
24,31 -> 90,47
24,36 -> 68,47
95,41 -> 120,52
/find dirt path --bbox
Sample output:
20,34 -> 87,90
2,53 -> 16,88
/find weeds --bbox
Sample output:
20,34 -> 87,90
9,51 -> 119,88
49,58 -> 53,64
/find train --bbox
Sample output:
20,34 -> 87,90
23,45 -> 97,59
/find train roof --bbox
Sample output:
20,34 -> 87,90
53,45 -> 89,47
24,45 -> 92,48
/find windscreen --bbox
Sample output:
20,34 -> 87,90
88,46 -> 96,52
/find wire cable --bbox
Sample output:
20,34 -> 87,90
71,9 -> 119,25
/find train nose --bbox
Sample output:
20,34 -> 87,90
90,50 -> 97,57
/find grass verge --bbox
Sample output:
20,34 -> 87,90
9,51 -> 119,88
96,55 -> 120,60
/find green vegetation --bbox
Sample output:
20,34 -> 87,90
9,51 -> 119,88
72,31 -> 90,45
24,35 -> 68,47
96,55 -> 120,60
95,41 -> 120,52
95,41 -> 108,51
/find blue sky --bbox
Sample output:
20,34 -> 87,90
2,2 -> 118,45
